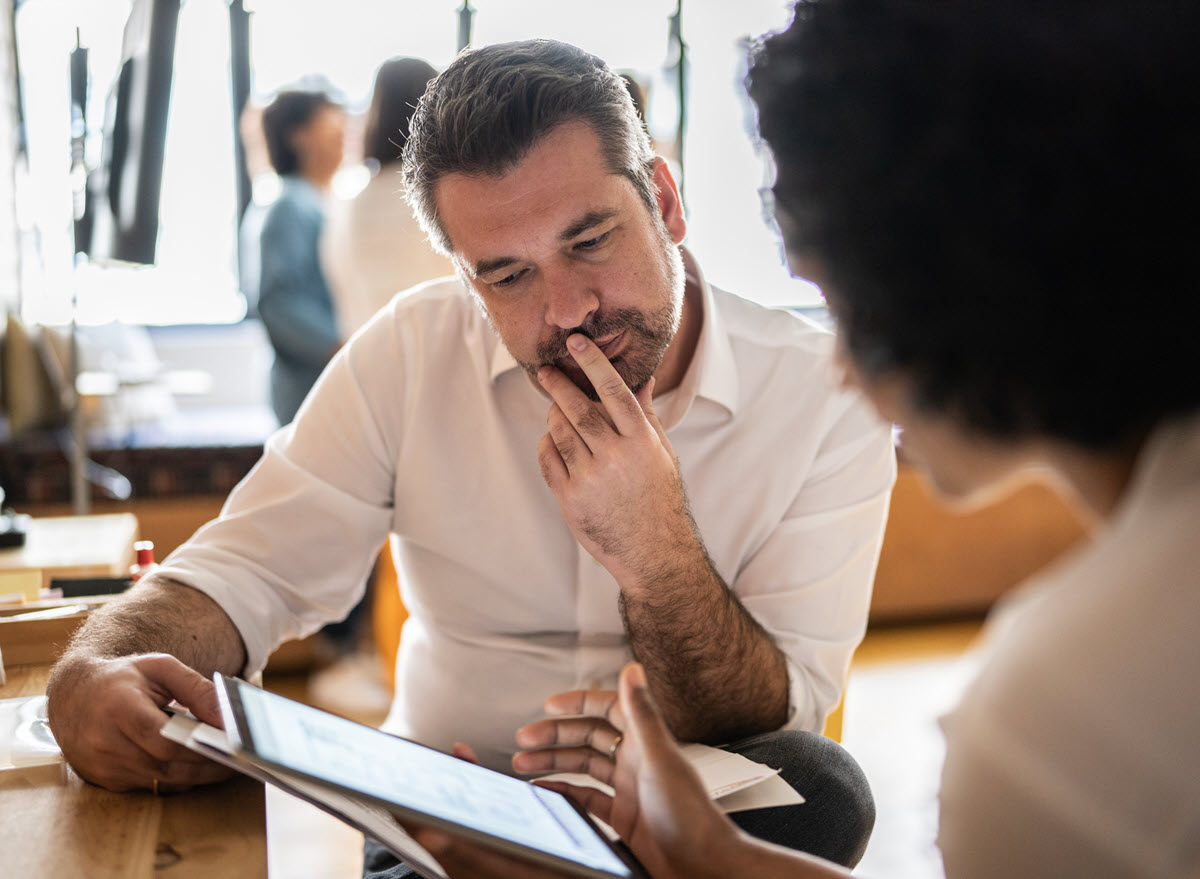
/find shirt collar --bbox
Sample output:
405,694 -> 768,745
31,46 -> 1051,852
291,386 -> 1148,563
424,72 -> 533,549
488,246 -> 740,425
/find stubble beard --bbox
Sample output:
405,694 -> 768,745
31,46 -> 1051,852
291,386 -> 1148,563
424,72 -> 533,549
531,231 -> 685,401
466,224 -> 687,401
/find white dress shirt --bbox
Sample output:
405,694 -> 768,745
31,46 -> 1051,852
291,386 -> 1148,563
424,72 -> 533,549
161,251 -> 895,771
938,412 -> 1200,878
319,165 -> 455,339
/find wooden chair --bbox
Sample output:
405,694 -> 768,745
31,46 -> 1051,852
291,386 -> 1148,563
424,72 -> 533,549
822,695 -> 845,743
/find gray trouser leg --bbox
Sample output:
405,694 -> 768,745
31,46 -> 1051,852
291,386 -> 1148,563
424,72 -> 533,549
724,728 -> 875,868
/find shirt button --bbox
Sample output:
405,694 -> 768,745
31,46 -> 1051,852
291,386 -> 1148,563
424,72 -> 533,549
588,678 -> 603,690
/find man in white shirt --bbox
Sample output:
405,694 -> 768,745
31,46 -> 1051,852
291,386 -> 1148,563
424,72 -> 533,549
46,39 -> 894,870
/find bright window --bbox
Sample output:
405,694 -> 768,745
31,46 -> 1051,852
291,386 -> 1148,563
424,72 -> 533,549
15,0 -> 818,330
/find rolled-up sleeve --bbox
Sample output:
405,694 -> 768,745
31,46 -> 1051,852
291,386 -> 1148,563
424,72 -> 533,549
156,317 -> 404,675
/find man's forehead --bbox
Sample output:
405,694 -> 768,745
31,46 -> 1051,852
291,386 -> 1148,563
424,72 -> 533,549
433,126 -> 643,271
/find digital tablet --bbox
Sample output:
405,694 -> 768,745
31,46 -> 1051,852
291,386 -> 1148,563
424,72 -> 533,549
213,674 -> 645,879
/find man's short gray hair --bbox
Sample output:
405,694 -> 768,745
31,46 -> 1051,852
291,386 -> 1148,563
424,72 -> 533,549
402,39 -> 657,256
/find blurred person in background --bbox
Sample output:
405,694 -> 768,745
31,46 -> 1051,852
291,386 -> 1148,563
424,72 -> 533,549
321,57 -> 453,340
257,87 -> 345,425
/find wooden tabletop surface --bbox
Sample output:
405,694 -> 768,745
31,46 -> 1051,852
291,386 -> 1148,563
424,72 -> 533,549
0,663 -> 267,878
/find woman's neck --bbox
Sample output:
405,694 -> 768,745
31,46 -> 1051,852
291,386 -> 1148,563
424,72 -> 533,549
1043,435 -> 1147,522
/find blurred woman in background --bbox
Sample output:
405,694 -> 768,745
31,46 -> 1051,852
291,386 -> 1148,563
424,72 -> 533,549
321,57 -> 452,341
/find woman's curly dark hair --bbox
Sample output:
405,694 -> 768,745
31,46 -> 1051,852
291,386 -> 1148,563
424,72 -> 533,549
747,0 -> 1200,448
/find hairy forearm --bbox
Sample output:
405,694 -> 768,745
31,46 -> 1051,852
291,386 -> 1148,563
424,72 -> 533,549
52,575 -> 247,678
620,543 -> 789,744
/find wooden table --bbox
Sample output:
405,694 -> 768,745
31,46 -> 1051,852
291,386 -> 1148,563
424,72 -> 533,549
0,513 -> 140,591
0,663 -> 267,878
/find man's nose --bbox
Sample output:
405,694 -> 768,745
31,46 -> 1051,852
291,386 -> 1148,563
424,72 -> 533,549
543,274 -> 600,330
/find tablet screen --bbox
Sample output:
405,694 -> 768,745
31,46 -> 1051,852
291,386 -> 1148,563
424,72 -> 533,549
219,676 -> 635,878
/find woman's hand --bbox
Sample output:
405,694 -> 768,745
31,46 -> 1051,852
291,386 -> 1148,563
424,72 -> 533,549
522,663 -> 743,879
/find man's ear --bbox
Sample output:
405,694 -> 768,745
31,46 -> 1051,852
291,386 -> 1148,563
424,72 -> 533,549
651,158 -> 687,244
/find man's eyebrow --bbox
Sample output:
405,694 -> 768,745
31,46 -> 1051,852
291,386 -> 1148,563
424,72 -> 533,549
468,209 -> 621,278
471,255 -> 518,278
560,209 -> 619,242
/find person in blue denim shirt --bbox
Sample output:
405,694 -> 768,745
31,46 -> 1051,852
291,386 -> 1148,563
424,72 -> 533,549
257,88 -> 345,425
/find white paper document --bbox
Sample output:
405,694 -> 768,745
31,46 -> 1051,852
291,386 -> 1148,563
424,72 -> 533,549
540,742 -> 803,815
0,695 -> 64,771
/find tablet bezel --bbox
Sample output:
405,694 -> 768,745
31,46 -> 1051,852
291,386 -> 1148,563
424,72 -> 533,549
214,673 -> 645,879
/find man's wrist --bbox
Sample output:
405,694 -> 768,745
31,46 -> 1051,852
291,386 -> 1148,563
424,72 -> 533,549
610,530 -> 712,597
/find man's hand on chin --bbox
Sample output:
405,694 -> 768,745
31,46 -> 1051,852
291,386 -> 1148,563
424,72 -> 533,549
533,333 -> 790,743
535,333 -> 701,585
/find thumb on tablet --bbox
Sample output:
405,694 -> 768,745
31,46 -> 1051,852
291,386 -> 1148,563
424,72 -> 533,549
143,654 -> 224,728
